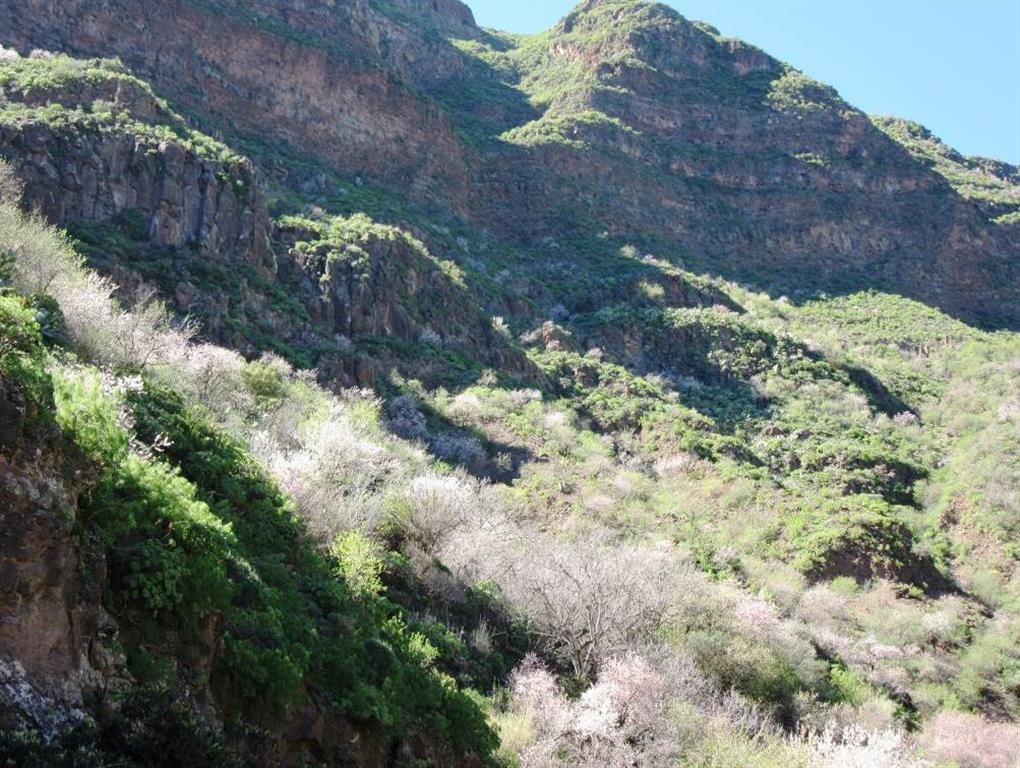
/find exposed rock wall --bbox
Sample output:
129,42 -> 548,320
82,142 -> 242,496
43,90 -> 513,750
1,0 -> 1015,327
0,70 -> 272,270
0,377 -> 109,732
0,0 -> 474,212
278,220 -> 536,384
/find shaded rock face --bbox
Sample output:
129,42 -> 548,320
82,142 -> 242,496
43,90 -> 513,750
277,221 -> 536,385
0,51 -> 524,383
0,379 -> 109,730
0,0 -> 475,213
0,73 -> 272,270
286,229 -> 476,343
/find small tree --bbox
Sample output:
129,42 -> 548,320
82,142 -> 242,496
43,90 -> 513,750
0,159 -> 23,204
502,538 -> 677,678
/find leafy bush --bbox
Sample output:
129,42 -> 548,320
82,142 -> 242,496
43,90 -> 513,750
53,368 -> 130,465
0,294 -> 52,415
787,496 -> 921,583
90,455 -> 235,618
331,530 -> 385,599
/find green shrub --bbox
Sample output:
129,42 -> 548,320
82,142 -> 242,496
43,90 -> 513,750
0,293 -> 41,358
789,496 -> 919,583
332,530 -> 385,599
685,628 -> 803,715
826,663 -> 874,706
90,455 -> 235,618
241,359 -> 286,404
53,369 -> 130,465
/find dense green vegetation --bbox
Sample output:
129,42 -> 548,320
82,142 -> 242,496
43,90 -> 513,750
1,274 -> 497,761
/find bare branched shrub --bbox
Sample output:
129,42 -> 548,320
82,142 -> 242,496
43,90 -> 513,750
492,538 -> 680,677
389,471 -> 502,554
173,344 -> 251,417
922,711 -> 1020,768
260,410 -> 403,538
0,203 -> 82,295
2,198 -> 192,370
506,654 -> 636,768
654,451 -> 701,478
431,431 -> 487,468
501,647 -> 778,768
807,724 -> 924,768
116,289 -> 194,368
386,394 -> 428,441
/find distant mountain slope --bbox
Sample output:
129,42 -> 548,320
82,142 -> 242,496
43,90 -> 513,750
0,0 -> 1016,327
873,115 -> 1020,225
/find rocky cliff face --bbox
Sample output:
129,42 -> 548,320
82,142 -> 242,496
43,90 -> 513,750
0,50 -> 522,385
3,0 -> 1011,326
0,55 -> 272,269
0,375 -> 113,736
2,0 -> 1013,328
0,0 -> 475,212
277,216 -> 534,385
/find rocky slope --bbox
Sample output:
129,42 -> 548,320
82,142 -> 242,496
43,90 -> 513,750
1,0 -> 1016,327
0,51 -> 523,385
0,0 -> 476,210
0,374 -> 110,732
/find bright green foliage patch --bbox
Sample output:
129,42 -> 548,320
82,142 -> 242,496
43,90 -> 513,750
0,294 -> 53,417
785,495 -> 922,583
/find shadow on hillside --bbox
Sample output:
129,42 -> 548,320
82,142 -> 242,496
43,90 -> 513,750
382,389 -> 537,483
444,37 -> 1019,333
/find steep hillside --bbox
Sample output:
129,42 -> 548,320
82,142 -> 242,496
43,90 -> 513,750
1,0 -> 1016,327
873,115 -> 1020,225
0,2 -> 1018,767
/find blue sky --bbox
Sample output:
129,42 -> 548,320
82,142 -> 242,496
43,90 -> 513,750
463,1 -> 1020,164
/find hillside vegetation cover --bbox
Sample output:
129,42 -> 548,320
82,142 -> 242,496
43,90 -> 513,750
0,6 -> 1018,768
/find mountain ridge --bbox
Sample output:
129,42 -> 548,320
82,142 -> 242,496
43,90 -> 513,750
1,0 -> 1016,328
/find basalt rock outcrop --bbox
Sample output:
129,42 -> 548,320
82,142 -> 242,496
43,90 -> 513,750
0,375 -> 112,735
0,51 -> 524,382
0,57 -> 273,269
277,217 -> 536,384
0,0 -> 475,212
